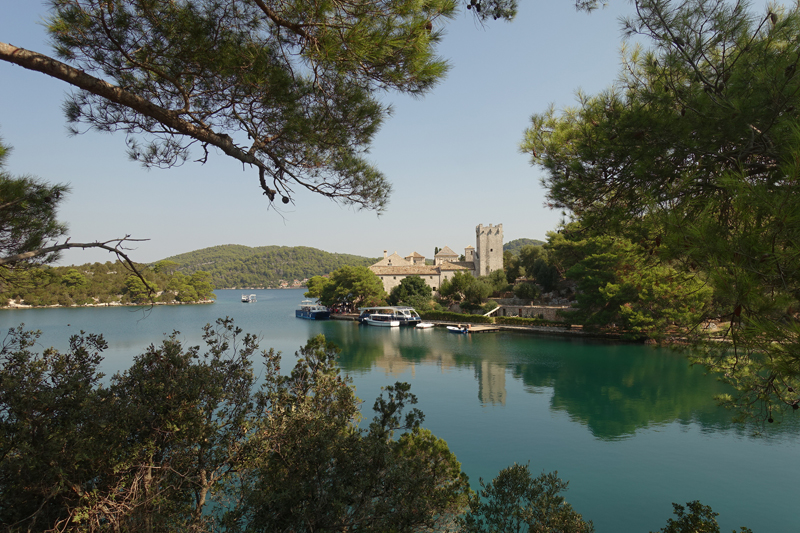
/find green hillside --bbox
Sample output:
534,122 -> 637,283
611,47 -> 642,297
162,245 -> 378,289
503,238 -> 545,256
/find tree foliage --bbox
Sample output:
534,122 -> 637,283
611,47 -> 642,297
1,0 -> 516,210
557,233 -> 712,337
519,244 -> 560,292
522,0 -> 800,420
459,463 -> 594,533
0,321 -> 470,532
0,260 -> 215,306
0,140 -> 69,269
307,265 -> 386,309
388,275 -> 434,310
651,501 -> 752,533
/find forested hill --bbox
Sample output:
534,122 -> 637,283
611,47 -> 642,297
504,238 -> 545,256
162,245 -> 378,289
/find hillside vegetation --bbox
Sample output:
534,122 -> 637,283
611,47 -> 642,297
1,261 -> 214,307
503,238 -> 544,256
162,245 -> 378,289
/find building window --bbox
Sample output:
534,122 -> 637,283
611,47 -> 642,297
393,276 -> 396,279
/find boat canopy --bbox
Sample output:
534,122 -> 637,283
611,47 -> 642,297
357,306 -> 421,318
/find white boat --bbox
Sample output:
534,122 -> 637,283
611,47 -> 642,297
242,294 -> 256,303
416,322 -> 435,329
364,313 -> 400,327
357,306 -> 421,326
447,325 -> 470,334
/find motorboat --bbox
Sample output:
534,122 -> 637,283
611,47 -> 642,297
357,306 -> 421,326
242,294 -> 256,303
447,325 -> 470,334
416,322 -> 435,329
295,300 -> 331,320
363,313 -> 400,327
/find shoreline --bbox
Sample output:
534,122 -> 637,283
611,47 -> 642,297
1,299 -> 216,310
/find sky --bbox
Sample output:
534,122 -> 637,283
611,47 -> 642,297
1,1 -> 633,265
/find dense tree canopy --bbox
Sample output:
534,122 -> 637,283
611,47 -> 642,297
0,321 -> 470,532
522,0 -> 800,419
1,0 -> 517,211
305,265 -> 386,309
388,275 -> 434,310
0,260 -> 215,306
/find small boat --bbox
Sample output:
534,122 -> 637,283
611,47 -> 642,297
416,322 -> 435,329
364,313 -> 400,327
295,300 -> 331,320
242,294 -> 257,303
447,325 -> 470,334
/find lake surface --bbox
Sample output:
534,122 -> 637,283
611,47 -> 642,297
2,289 -> 798,533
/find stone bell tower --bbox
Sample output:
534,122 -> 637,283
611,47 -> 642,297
475,223 -> 503,277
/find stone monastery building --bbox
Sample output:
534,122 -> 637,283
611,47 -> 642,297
369,224 -> 504,294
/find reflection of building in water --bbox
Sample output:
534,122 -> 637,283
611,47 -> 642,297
477,361 -> 507,405
372,336 -> 458,377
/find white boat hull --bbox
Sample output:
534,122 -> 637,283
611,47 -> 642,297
364,316 -> 400,327
416,322 -> 435,329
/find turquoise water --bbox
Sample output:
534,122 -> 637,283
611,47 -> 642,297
2,289 -> 798,532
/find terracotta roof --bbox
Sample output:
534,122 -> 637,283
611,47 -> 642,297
438,262 -> 471,271
371,252 -> 412,267
435,245 -> 458,257
465,245 -> 474,249
370,265 -> 440,276
406,251 -> 425,258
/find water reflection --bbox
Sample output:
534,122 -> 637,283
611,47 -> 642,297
330,327 -> 760,440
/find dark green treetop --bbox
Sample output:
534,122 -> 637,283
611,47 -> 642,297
522,0 -> 800,421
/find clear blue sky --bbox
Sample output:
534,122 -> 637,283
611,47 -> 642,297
2,1 -> 632,265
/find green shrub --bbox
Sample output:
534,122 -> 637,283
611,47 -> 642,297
495,316 -> 567,328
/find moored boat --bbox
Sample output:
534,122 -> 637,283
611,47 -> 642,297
357,306 -> 421,326
295,300 -> 331,320
447,325 -> 470,334
363,313 -> 400,327
416,322 -> 435,329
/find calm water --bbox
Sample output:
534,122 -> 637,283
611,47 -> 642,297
2,289 -> 798,533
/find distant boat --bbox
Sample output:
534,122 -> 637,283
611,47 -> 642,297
447,325 -> 470,334
295,300 -> 331,320
363,313 -> 401,327
416,322 -> 435,329
242,294 -> 256,303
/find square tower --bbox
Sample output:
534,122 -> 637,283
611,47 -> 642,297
475,223 -> 503,277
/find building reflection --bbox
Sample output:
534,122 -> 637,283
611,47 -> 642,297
476,361 -> 506,405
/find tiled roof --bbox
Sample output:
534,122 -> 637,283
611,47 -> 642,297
435,245 -> 458,257
371,252 -> 412,267
370,265 -> 440,275
406,251 -> 425,258
438,262 -> 471,271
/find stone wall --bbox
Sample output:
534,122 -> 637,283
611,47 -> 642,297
494,305 -> 570,322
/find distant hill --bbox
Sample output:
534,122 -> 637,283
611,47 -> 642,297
162,245 -> 378,289
504,238 -> 545,256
